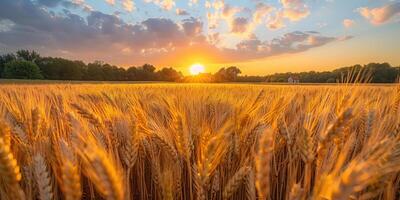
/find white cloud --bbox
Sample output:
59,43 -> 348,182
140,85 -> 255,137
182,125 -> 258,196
0,19 -> 15,32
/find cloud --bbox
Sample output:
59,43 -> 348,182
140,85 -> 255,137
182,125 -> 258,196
189,0 -> 199,6
316,22 -> 328,28
343,19 -> 354,28
281,0 -> 310,21
221,4 -> 241,19
268,11 -> 285,30
144,0 -> 175,10
205,3 -> 241,31
105,0 -> 116,5
337,35 -> 353,41
262,0 -> 310,30
182,18 -> 203,37
205,1 -> 211,9
220,4 -> 243,32
35,0 -> 93,12
253,3 -> 273,23
227,31 -> 338,61
0,0 -> 348,66
72,0 -> 85,5
122,0 -> 135,12
0,19 -> 15,32
231,17 -> 250,34
36,0 -> 64,7
104,0 -> 134,12
176,8 -> 189,16
212,1 -> 224,10
0,1 -> 187,56
358,2 -> 400,25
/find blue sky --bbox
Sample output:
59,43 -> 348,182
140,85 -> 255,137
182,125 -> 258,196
0,0 -> 399,74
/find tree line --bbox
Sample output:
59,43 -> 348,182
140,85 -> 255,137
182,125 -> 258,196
0,50 -> 183,81
238,63 -> 400,83
0,50 -> 243,82
0,50 -> 399,83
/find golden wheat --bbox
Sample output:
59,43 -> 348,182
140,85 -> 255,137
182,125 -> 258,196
0,83 -> 399,200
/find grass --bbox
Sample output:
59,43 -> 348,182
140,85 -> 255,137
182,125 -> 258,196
0,83 -> 399,200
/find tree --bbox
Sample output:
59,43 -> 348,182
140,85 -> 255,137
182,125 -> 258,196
214,66 -> 242,82
85,62 -> 106,80
157,67 -> 183,81
126,66 -> 138,80
143,64 -> 156,73
0,53 -> 17,77
134,64 -> 157,81
16,50 -> 40,62
226,66 -> 241,81
3,60 -> 43,79
36,57 -> 86,80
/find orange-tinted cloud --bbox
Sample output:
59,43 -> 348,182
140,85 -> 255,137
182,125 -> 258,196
358,2 -> 400,25
122,0 -> 135,12
343,19 -> 354,28
105,0 -> 115,5
281,0 -> 310,21
144,0 -> 175,10
176,8 -> 189,16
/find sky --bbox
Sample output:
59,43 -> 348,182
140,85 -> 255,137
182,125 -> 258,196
0,0 -> 399,75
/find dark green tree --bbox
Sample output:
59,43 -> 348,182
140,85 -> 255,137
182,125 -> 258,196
0,53 -> 17,77
3,60 -> 43,79
85,61 -> 106,80
36,57 -> 86,80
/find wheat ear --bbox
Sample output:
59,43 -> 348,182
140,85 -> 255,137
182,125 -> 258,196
70,103 -> 103,128
33,154 -> 53,200
245,169 -> 256,200
58,140 -> 81,200
223,166 -> 251,200
31,107 -> 41,137
75,139 -> 124,200
255,128 -> 273,199
0,137 -> 25,200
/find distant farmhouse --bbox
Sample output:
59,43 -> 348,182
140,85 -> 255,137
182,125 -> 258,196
288,76 -> 300,83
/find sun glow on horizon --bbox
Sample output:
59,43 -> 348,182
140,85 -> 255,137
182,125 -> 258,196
189,63 -> 205,75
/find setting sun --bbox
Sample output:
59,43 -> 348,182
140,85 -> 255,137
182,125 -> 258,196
189,64 -> 205,75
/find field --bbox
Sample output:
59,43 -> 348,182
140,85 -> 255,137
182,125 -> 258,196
0,83 -> 400,200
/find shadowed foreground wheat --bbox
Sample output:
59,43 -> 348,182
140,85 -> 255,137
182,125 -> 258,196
0,84 -> 399,200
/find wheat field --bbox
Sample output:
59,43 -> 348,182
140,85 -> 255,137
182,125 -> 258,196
0,83 -> 399,200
